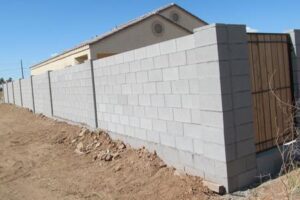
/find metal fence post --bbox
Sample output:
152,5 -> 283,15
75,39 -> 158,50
47,71 -> 54,116
30,75 -> 35,113
90,60 -> 98,128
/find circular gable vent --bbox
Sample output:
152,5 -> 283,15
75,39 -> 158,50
170,11 -> 180,22
152,21 -> 164,36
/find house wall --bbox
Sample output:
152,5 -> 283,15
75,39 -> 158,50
3,24 -> 260,193
158,6 -> 207,31
31,46 -> 91,75
89,15 -> 191,60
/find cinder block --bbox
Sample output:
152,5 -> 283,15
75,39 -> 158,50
146,43 -> 160,57
163,67 -> 179,81
232,75 -> 251,92
178,150 -> 194,167
128,95 -> 139,105
148,69 -> 163,82
179,64 -> 198,79
143,82 -> 156,94
129,60 -> 141,72
125,73 -> 136,83
133,106 -> 145,117
169,51 -> 187,67
165,94 -> 181,108
151,95 -> 165,107
129,116 -> 140,128
136,71 -> 148,83
176,136 -> 193,152
156,82 -> 171,94
176,35 -> 195,51
141,57 -> 154,71
140,118 -> 153,130
183,123 -> 203,139
131,84 -> 143,94
134,47 -> 147,60
186,45 -> 219,64
193,139 -> 204,155
194,26 -> 219,47
160,39 -> 177,55
153,119 -> 167,132
123,51 -> 135,62
173,108 -> 191,123
160,133 -> 176,147
237,138 -> 256,158
146,130 -> 160,143
234,107 -> 253,125
154,55 -> 169,68
139,95 -> 151,106
231,60 -> 250,76
134,128 -> 148,140
145,106 -> 158,118
171,80 -> 189,94
166,121 -> 183,136
203,142 -> 227,162
158,107 -> 173,121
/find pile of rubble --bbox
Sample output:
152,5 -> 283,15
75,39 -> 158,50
71,128 -> 127,163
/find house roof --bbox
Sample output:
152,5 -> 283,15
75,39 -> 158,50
31,3 -> 208,69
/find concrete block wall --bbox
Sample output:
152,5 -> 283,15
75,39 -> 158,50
1,23 -> 258,193
50,62 -> 96,127
7,82 -> 14,104
13,80 -> 22,107
92,24 -> 256,192
3,83 -> 8,103
289,30 -> 300,124
32,72 -> 52,116
20,78 -> 34,110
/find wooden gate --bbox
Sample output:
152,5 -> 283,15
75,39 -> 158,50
248,33 -> 294,153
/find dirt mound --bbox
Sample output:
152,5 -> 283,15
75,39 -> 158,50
0,104 -> 216,200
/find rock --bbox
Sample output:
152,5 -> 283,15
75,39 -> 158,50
76,142 -> 84,151
114,165 -> 121,172
104,154 -> 113,161
174,169 -> 186,177
94,142 -> 101,148
79,128 -> 89,137
71,138 -> 77,144
113,153 -> 121,160
74,149 -> 84,155
117,142 -> 126,150
203,180 -> 226,195
158,162 -> 167,169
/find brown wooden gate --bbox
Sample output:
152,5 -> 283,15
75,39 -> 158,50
248,33 -> 294,153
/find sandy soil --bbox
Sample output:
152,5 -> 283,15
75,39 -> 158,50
1,104 -> 299,200
0,104 -> 216,200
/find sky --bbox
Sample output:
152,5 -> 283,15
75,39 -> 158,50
0,0 -> 299,80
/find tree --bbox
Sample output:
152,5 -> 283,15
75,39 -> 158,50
0,78 -> 4,84
6,77 -> 12,82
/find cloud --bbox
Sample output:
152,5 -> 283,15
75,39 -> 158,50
246,26 -> 259,33
50,53 -> 58,57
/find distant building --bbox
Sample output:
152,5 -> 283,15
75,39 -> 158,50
30,3 -> 207,75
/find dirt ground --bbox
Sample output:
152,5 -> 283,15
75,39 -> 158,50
0,104 -> 299,200
0,104 -> 216,200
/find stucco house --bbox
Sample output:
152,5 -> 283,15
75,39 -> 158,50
31,3 -> 207,75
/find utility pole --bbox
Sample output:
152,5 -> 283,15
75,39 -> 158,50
20,59 -> 24,79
